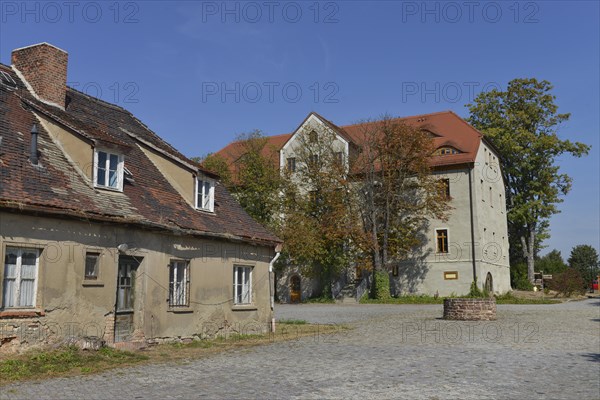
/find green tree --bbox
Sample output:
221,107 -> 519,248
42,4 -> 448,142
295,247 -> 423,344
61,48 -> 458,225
568,245 -> 599,285
232,131 -> 282,228
198,153 -> 232,187
468,78 -> 590,283
535,249 -> 567,276
198,131 -> 282,228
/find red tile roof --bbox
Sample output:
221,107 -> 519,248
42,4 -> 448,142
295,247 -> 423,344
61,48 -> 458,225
0,63 -> 280,246
215,110 -> 483,174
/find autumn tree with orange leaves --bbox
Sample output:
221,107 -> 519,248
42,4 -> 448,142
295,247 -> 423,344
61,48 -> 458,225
353,116 -> 450,298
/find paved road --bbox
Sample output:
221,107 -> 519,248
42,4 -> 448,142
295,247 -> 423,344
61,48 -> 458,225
1,300 -> 599,399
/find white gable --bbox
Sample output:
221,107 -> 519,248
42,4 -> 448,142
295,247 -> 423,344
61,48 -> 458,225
279,113 -> 349,169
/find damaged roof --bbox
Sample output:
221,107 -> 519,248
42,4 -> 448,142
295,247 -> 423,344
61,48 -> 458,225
0,63 -> 280,246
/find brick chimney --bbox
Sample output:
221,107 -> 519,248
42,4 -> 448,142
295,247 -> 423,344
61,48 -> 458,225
11,43 -> 68,109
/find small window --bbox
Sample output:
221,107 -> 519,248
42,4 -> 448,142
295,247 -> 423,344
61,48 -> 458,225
335,152 -> 344,166
436,229 -> 448,254
3,247 -> 39,308
439,178 -> 450,199
94,150 -> 124,190
169,260 -> 190,307
196,177 -> 215,212
434,146 -> 460,156
309,130 -> 318,143
309,154 -> 320,166
481,179 -> 484,201
233,265 -> 252,305
85,252 -> 100,280
286,157 -> 296,172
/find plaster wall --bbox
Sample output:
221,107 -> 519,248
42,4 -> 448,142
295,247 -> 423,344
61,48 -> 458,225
36,113 -> 94,181
0,212 -> 274,349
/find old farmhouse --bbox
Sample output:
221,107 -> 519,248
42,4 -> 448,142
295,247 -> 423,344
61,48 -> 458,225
216,112 -> 511,301
0,43 -> 281,351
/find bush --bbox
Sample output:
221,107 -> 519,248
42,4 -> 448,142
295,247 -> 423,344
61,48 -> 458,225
467,281 -> 487,298
370,271 -> 391,300
510,262 -> 534,290
515,277 -> 534,291
546,268 -> 586,297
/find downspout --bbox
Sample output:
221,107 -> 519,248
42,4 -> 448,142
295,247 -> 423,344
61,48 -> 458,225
268,244 -> 282,333
468,167 -> 477,285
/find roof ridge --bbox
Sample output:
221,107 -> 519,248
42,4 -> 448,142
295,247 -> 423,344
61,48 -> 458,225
67,86 -> 134,114
338,110 -> 454,129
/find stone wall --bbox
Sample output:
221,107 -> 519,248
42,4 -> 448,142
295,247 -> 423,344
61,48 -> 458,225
443,298 -> 496,321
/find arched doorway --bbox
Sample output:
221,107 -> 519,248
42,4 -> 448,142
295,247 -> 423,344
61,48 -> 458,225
484,272 -> 494,294
290,275 -> 301,304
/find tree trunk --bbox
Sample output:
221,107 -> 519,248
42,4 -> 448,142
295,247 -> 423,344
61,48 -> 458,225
527,228 -> 536,283
382,196 -> 390,269
368,191 -> 382,298
520,225 -> 536,283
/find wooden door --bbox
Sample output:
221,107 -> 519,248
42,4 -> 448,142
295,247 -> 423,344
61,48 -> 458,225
484,272 -> 494,294
115,256 -> 139,342
290,275 -> 301,304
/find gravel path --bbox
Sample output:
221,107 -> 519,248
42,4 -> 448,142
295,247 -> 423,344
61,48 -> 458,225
1,299 -> 599,399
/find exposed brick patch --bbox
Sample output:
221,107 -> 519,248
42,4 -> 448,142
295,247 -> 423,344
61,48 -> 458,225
103,313 -> 115,345
0,310 -> 45,318
443,298 -> 497,321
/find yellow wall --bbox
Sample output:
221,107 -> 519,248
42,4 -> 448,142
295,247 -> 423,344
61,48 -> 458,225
0,212 -> 274,348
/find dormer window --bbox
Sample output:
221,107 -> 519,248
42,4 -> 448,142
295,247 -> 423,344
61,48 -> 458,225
196,176 -> 215,212
94,149 -> 124,191
434,146 -> 460,156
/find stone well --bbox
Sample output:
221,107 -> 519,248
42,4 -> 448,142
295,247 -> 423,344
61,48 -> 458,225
443,298 -> 497,321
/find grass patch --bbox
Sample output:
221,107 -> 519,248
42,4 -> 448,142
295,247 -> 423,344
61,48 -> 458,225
494,292 -> 560,304
0,346 -> 147,383
0,323 -> 344,386
360,295 -> 444,304
360,292 -> 561,305
278,319 -> 307,325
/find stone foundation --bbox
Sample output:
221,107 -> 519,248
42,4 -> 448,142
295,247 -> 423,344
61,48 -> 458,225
443,298 -> 497,321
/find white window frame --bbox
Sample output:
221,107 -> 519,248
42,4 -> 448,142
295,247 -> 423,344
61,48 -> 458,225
195,176 -> 215,212
93,149 -> 124,191
169,260 -> 190,307
84,252 -> 100,280
2,247 -> 39,309
233,265 -> 253,305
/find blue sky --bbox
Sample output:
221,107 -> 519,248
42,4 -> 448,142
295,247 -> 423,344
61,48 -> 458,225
1,1 -> 598,258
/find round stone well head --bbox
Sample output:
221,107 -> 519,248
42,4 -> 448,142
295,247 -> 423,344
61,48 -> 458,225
443,298 -> 497,321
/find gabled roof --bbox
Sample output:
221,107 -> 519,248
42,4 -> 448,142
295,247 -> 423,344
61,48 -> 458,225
0,63 -> 280,246
280,111 -> 356,149
215,110 -> 484,174
341,111 -> 483,167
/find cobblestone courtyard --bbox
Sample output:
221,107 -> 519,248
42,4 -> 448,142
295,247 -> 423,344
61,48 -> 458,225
1,299 -> 599,399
